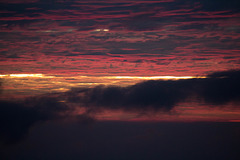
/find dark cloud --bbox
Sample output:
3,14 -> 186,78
0,0 -> 39,4
1,70 -> 240,145
0,101 -> 42,144
67,80 -> 190,113
109,49 -> 140,55
0,95 -> 71,144
200,70 -> 240,105
66,70 -> 240,113
192,58 -> 209,61
195,0 -> 240,12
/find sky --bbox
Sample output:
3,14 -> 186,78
0,0 -> 240,76
0,0 -> 240,159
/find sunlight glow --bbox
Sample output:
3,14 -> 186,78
0,74 -> 206,97
9,74 -> 44,78
0,75 -> 7,78
0,74 -> 54,78
0,74 -> 204,80
94,28 -> 109,32
104,76 -> 199,80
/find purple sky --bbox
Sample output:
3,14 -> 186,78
0,0 -> 240,76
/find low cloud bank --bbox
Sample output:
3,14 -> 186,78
66,69 -> 240,111
1,69 -> 240,144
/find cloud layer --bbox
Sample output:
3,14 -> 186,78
1,70 -> 240,144
66,70 -> 240,111
0,96 -> 70,144
0,0 -> 240,75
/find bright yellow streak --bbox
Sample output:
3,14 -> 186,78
0,75 -> 7,78
94,28 -> 109,32
0,74 -> 205,80
0,74 -> 54,78
0,73 -> 206,99
9,74 -> 44,78
103,76 -> 199,80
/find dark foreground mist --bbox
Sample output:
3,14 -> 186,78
1,121 -> 239,160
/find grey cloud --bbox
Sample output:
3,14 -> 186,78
1,69 -> 240,145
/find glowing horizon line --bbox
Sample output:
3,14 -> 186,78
108,76 -> 196,80
0,74 -> 52,78
0,74 -> 206,79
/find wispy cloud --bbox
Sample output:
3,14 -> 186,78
0,0 -> 240,75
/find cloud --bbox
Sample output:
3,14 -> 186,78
1,70 -> 240,144
67,70 -> 240,111
65,70 -> 240,115
0,95 -> 72,144
0,0 -> 39,3
67,80 -> 190,113
0,101 -> 42,144
1,0 -> 240,76
199,70 -> 240,105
